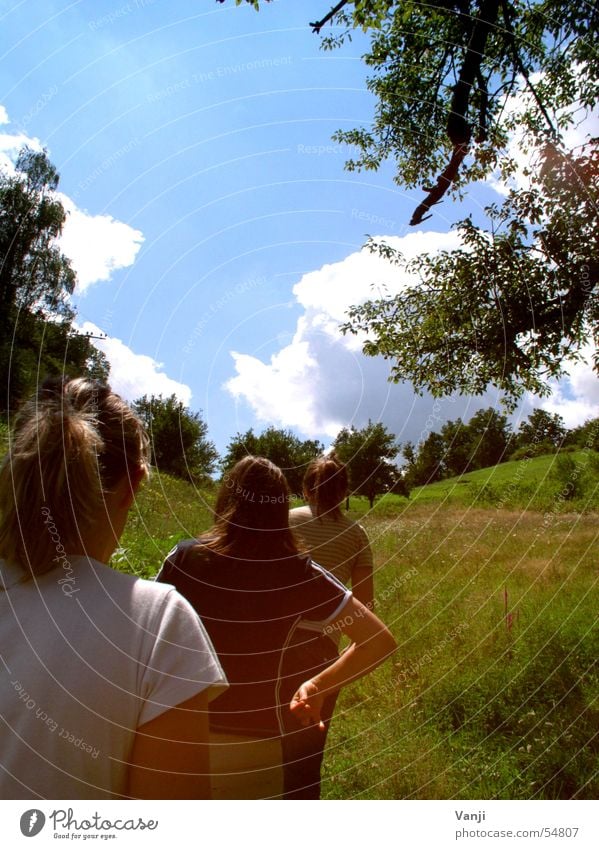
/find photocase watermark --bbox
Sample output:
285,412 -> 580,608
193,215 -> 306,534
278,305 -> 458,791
418,396 -> 457,448
351,208 -> 397,231
182,275 -> 267,356
147,56 -> 293,102
49,808 -> 158,833
20,809 -> 46,837
11,680 -> 100,758
542,425 -> 599,526
74,137 -> 141,197
296,142 -> 363,157
18,86 -> 59,129
221,471 -> 297,505
41,507 -> 78,596
382,621 -> 470,691
88,0 -> 157,30
322,569 -> 417,637
580,262 -> 592,295
378,567 -> 418,605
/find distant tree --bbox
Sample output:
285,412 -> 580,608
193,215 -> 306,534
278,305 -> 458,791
221,428 -> 260,470
516,408 -> 567,452
465,407 -> 512,469
564,417 -> 599,452
221,427 -> 323,494
440,418 -> 472,477
334,420 -> 398,508
133,395 -> 218,483
405,431 -> 445,487
389,473 -> 410,499
1,146 -> 107,410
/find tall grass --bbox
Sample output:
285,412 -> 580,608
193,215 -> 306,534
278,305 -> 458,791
323,506 -> 598,799
121,472 -> 597,798
115,469 -> 217,578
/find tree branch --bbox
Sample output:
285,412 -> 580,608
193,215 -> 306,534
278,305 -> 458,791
310,0 -> 351,34
500,0 -> 560,141
410,144 -> 469,225
410,0 -> 500,225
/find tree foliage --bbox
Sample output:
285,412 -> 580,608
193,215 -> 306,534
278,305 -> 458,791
403,406 -> 512,484
343,142 -> 598,404
515,408 -> 567,452
0,147 -> 108,411
227,0 -> 599,404
220,426 -> 324,494
564,417 -> 599,452
333,419 -> 398,507
133,395 -> 219,483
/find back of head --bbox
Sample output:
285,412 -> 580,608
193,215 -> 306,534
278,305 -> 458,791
0,377 -> 149,575
303,452 -> 348,519
209,456 -> 297,559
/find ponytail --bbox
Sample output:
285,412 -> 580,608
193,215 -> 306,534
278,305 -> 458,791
0,378 -> 148,575
302,452 -> 348,519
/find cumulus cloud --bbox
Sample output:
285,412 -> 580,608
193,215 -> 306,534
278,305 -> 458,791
224,230 -> 504,443
78,322 -> 192,406
532,346 -> 599,429
58,194 -> 144,292
0,105 -> 143,292
0,128 -> 43,174
225,229 -> 597,444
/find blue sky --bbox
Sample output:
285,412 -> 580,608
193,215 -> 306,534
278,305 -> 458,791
2,0 -> 597,457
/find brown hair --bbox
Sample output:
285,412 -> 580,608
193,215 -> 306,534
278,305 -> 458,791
0,377 -> 149,574
203,456 -> 299,560
302,452 -> 348,519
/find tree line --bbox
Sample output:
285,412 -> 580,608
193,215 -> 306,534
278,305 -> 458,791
401,408 -> 598,488
127,396 -> 598,506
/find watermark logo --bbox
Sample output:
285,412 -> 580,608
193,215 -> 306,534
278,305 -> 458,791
19,810 -> 46,837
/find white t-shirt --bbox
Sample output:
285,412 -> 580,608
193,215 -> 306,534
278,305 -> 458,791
289,505 -> 373,587
0,556 -> 227,799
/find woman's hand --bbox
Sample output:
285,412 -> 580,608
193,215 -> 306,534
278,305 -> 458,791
290,680 -> 326,731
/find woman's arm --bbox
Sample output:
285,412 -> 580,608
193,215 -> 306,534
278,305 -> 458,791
127,690 -> 211,799
351,564 -> 374,610
351,524 -> 375,610
290,597 -> 396,728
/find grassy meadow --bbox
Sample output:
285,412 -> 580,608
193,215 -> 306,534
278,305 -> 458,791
1,420 -> 596,799
323,505 -> 597,799
115,455 -> 598,800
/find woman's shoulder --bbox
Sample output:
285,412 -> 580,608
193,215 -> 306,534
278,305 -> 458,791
289,505 -> 313,524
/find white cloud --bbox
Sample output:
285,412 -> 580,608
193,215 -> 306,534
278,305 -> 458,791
224,230 -> 505,443
225,228 -> 597,443
0,105 -> 143,292
532,346 -> 599,428
0,129 -> 43,175
78,322 -> 192,406
58,194 -> 144,293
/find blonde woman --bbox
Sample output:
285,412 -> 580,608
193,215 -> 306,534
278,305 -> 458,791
0,378 -> 227,799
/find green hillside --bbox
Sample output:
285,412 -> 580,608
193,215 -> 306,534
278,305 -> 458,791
367,450 -> 599,514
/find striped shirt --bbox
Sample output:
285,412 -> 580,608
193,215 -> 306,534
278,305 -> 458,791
289,505 -> 373,587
